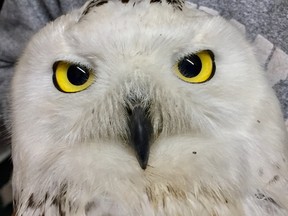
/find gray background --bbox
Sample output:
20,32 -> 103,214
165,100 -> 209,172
189,0 -> 288,54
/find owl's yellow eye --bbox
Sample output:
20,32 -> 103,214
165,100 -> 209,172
53,61 -> 94,93
174,50 -> 215,83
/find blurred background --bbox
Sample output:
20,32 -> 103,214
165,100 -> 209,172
0,0 -> 13,215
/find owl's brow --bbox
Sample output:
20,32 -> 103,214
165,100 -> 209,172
81,0 -> 184,17
165,0 -> 184,10
82,0 -> 109,15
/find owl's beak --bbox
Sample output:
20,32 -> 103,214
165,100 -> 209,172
127,105 -> 153,170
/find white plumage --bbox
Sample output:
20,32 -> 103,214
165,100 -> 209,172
11,0 -> 288,215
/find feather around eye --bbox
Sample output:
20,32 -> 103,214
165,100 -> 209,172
174,50 -> 215,83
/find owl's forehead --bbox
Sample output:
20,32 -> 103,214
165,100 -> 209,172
63,0 -> 213,57
76,0 -> 207,27
79,0 -> 199,18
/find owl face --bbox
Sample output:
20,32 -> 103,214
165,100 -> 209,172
11,0 -> 288,215
13,0 -> 263,150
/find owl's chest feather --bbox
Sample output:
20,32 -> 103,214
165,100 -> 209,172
19,179 -> 240,216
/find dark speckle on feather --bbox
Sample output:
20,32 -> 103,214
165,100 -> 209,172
82,0 -> 109,15
150,0 -> 162,3
268,175 -> 280,184
28,194 -> 35,208
165,0 -> 184,10
258,168 -> 264,177
255,191 -> 280,207
85,201 -> 98,213
255,192 -> 265,199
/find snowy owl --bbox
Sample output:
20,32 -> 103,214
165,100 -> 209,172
11,0 -> 288,215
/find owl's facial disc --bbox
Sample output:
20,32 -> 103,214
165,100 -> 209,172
127,104 -> 153,170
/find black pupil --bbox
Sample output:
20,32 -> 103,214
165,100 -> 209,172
178,54 -> 202,78
67,65 -> 90,86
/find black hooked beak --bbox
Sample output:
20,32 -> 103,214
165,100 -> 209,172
127,105 -> 153,170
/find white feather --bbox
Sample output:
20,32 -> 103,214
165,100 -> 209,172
11,0 -> 288,215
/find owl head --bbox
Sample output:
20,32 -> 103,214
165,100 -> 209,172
11,0 -> 288,215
